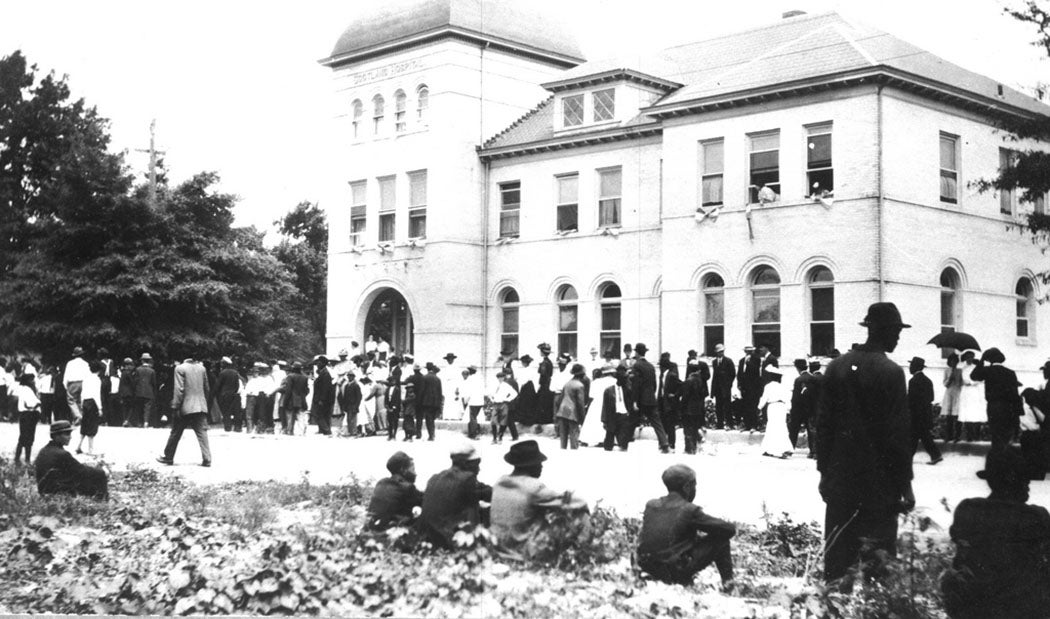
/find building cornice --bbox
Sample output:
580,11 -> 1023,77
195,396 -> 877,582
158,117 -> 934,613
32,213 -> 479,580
644,66 -> 1046,122
319,26 -> 584,70
478,123 -> 662,161
540,69 -> 682,94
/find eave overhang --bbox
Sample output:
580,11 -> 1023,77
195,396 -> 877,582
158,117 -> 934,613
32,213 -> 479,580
541,68 -> 682,94
478,123 -> 662,162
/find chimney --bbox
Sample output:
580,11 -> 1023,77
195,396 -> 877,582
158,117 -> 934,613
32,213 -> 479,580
783,10 -> 807,18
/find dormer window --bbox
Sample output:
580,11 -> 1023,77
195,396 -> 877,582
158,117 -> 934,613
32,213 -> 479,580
593,88 -> 615,122
562,94 -> 584,127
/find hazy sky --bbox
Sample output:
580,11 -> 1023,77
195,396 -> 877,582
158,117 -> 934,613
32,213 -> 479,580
2,0 -> 1047,233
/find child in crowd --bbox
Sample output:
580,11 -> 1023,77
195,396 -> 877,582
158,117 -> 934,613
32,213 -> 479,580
14,373 -> 41,464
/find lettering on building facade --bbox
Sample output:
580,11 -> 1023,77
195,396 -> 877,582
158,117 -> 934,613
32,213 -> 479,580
351,59 -> 424,86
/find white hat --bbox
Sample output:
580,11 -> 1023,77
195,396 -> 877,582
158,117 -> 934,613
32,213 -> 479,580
450,441 -> 480,461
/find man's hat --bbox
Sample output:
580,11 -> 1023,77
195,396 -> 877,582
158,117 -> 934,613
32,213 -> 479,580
982,347 -> 1006,364
50,420 -> 74,436
1040,359 -> 1050,371
450,441 -> 480,461
291,361 -> 303,371
122,357 -> 134,365
338,348 -> 349,357
98,348 -> 109,356
687,349 -> 697,357
467,365 -> 478,374
808,360 -> 822,372
601,365 -> 617,376
538,342 -> 552,353
386,451 -> 413,474
659,352 -> 671,360
504,440 -> 547,467
403,353 -> 414,362
743,345 -> 755,352
859,302 -> 911,329
221,356 -> 233,365
253,361 -> 268,369
72,347 -> 85,357
277,360 -> 288,368
634,343 -> 649,355
519,354 -> 533,364
794,358 -> 807,370
714,344 -> 725,353
313,354 -> 328,365
425,362 -> 439,372
443,353 -> 457,362
589,346 -> 598,354
570,363 -> 586,376
909,357 -> 926,369
140,352 -> 153,361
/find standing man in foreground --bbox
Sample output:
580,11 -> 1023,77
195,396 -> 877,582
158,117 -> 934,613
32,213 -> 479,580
816,302 -> 915,586
157,357 -> 212,467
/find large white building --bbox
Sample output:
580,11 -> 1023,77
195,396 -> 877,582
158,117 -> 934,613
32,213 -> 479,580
322,1 -> 1050,387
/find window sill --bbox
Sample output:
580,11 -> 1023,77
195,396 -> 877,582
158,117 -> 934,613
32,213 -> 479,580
1016,337 -> 1038,347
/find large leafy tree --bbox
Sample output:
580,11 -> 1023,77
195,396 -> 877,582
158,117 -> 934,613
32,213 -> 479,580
272,201 -> 328,357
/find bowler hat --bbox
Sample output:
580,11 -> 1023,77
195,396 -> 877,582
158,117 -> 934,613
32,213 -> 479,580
1039,359 -> 1050,371
537,342 -> 552,353
72,346 -> 85,357
794,358 -> 808,370
504,440 -> 548,467
50,420 -> 74,436
981,347 -> 1006,364
909,356 -> 926,369
425,362 -> 439,372
313,354 -> 328,365
467,365 -> 478,374
859,302 -> 911,329
519,354 -> 533,364
634,343 -> 649,355
443,353 -> 457,362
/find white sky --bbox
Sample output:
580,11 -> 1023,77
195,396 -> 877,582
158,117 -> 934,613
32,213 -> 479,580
2,0 -> 1047,233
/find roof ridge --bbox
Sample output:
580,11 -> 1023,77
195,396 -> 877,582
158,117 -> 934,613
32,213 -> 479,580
833,23 -> 878,66
659,10 -> 840,53
483,96 -> 553,148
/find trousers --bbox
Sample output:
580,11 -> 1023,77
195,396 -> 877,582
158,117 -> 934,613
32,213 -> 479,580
823,501 -> 898,584
634,404 -> 669,450
639,537 -> 734,585
162,412 -> 212,464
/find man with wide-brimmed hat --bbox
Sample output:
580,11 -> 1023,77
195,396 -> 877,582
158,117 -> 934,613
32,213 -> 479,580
490,440 -> 586,555
907,357 -> 943,465
971,347 -> 1025,453
630,343 -> 670,453
133,353 -> 159,428
418,441 -> 492,549
35,420 -> 108,499
816,301 -> 915,585
62,346 -> 90,423
736,345 -> 762,432
364,451 -> 423,531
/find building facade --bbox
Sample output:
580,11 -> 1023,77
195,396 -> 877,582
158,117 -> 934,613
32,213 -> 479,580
323,2 -> 1050,388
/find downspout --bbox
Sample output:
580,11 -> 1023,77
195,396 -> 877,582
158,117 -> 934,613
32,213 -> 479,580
482,159 -> 491,388
876,84 -> 885,301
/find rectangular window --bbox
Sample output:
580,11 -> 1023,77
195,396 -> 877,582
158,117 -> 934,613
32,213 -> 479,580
703,289 -> 724,356
378,176 -> 395,243
810,287 -> 835,356
349,180 -> 366,247
599,302 -> 621,359
395,97 -> 407,133
1000,148 -> 1016,215
806,123 -> 833,196
700,139 -> 724,207
940,133 -> 959,204
556,174 -> 578,232
502,307 -> 519,358
598,167 -> 622,228
593,88 -> 615,122
562,94 -> 584,127
558,304 -> 578,359
752,288 -> 780,356
499,181 -> 521,238
748,131 -> 780,203
408,170 -> 427,239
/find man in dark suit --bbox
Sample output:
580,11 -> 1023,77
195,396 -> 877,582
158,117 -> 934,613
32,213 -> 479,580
401,360 -> 423,441
35,420 -> 108,499
311,355 -> 335,436
631,343 -> 670,453
212,356 -> 242,432
971,347 -> 1025,453
601,366 -> 634,450
418,443 -> 492,548
133,353 -> 159,428
658,353 -> 683,451
157,357 -> 212,467
817,302 -> 915,585
737,346 -> 761,431
679,366 -> 709,454
419,362 -> 443,441
788,358 -> 814,449
365,451 -> 423,531
337,371 -> 363,437
710,344 -> 735,429
282,362 -> 311,436
908,357 -> 943,465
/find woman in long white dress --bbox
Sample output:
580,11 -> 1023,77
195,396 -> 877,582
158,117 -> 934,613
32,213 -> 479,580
957,351 -> 986,441
758,366 -> 794,458
941,352 -> 963,442
580,368 -> 615,446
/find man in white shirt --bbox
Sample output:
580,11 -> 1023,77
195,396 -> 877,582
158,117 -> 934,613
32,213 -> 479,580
271,361 -> 288,433
244,363 -> 276,433
377,336 -> 391,361
441,353 -> 462,420
490,371 -> 519,443
461,366 -> 485,439
63,346 -> 90,423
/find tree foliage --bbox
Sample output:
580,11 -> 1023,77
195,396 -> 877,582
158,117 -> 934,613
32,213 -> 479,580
272,201 -> 328,357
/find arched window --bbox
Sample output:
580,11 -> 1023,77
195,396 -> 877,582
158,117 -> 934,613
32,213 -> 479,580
940,267 -> 961,358
351,99 -> 363,139
556,284 -> 578,359
701,274 -> 725,356
750,266 -> 781,355
598,283 -> 621,360
1016,278 -> 1035,339
394,90 -> 407,133
416,85 -> 429,122
808,266 -> 835,356
372,95 -> 385,134
500,288 -> 520,357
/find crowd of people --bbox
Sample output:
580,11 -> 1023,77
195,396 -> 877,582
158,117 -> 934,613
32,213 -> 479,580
10,301 -> 1050,615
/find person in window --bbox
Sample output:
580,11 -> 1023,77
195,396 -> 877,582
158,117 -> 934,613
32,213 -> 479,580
941,353 -> 963,443
970,348 -> 1024,453
637,464 -> 735,588
941,447 -> 1050,618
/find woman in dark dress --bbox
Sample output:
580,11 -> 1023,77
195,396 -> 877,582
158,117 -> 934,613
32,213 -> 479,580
513,355 -> 537,426
535,345 -> 555,429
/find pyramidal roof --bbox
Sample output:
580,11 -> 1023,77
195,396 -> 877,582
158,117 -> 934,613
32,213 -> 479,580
322,0 -> 584,68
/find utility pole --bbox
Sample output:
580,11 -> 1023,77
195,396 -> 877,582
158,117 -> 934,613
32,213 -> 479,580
135,119 -> 165,209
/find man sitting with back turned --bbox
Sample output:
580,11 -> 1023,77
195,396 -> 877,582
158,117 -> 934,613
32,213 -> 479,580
364,451 -> 423,531
637,464 -> 735,587
418,442 -> 492,548
35,420 -> 109,500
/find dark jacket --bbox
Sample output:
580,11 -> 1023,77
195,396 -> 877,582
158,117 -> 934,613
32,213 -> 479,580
365,474 -> 424,531
907,371 -> 935,420
601,382 -> 635,425
311,367 -> 334,415
34,440 -> 108,499
419,372 -> 443,408
710,356 -> 736,397
117,368 -> 135,398
637,491 -> 736,562
338,380 -> 362,414
132,365 -> 157,400
402,371 -> 423,404
738,354 -> 762,395
212,367 -> 241,398
816,344 -> 913,509
537,357 -> 554,391
678,372 -> 708,418
556,376 -> 587,423
971,363 -> 1023,418
283,373 -> 310,409
658,363 -> 682,410
418,465 -> 493,548
632,358 -> 658,407
791,372 -> 814,420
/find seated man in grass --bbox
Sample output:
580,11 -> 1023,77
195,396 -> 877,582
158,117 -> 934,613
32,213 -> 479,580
637,464 -> 734,587
34,420 -> 108,500
942,446 -> 1050,618
364,451 -> 423,531
418,442 -> 492,548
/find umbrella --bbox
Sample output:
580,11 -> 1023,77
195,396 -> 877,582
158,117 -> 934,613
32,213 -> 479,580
927,331 -> 980,351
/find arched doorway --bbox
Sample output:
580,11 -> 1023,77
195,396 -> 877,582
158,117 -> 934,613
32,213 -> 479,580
364,288 -> 414,354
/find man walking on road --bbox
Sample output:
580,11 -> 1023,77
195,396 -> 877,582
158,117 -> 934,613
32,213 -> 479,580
816,302 -> 915,586
631,343 -> 670,454
157,356 -> 212,467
